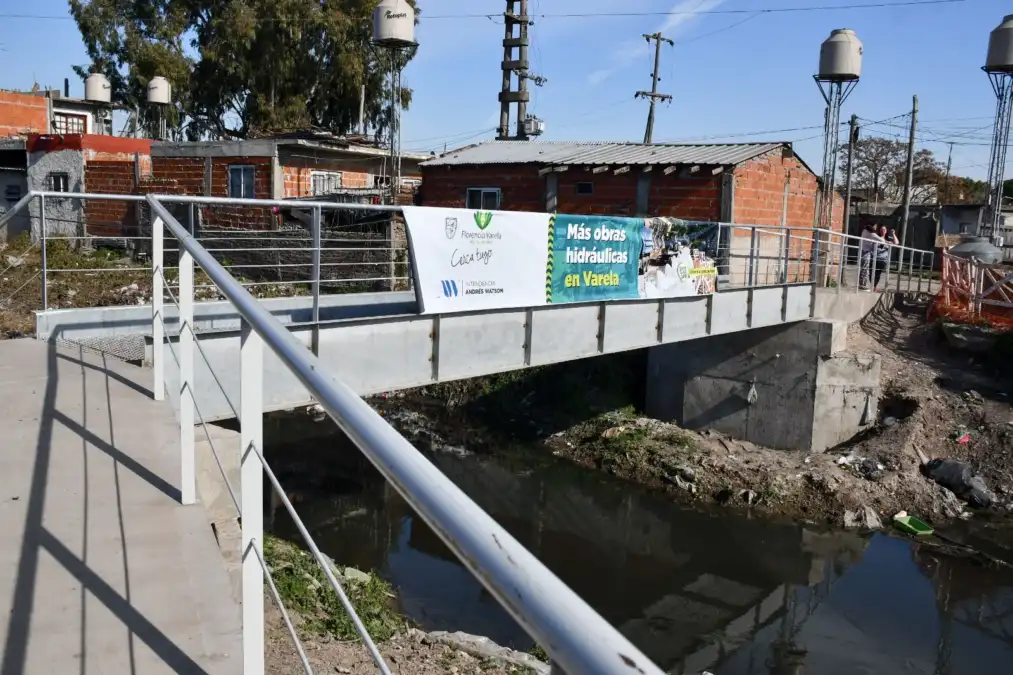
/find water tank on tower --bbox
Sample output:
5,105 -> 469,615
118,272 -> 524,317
986,15 -> 1013,73
84,73 -> 111,103
373,0 -> 416,47
818,29 -> 863,81
147,76 -> 171,104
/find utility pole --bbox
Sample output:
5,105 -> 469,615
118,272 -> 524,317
900,95 -> 918,251
943,141 -> 954,204
497,0 -> 546,141
635,32 -> 673,144
843,114 -> 859,235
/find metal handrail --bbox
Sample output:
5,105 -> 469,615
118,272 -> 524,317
145,194 -> 665,675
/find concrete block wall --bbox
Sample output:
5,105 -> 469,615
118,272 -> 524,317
27,148 -> 84,238
646,320 -> 880,452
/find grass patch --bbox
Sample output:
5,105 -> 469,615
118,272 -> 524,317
264,534 -> 402,642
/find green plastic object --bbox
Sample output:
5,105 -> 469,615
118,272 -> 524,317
893,513 -> 934,536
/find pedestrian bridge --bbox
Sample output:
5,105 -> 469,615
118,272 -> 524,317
39,283 -> 815,422
0,191 -> 934,674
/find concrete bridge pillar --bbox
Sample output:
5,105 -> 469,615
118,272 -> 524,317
645,320 -> 880,452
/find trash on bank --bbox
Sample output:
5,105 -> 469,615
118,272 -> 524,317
923,458 -> 994,509
892,511 -> 934,536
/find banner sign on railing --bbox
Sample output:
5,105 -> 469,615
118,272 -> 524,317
404,207 -> 717,314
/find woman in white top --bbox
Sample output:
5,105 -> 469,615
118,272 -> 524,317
859,224 -> 885,289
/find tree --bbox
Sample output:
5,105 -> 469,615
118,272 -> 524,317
940,176 -> 989,204
69,0 -> 419,141
838,136 -> 944,204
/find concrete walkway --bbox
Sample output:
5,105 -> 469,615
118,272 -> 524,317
0,339 -> 242,674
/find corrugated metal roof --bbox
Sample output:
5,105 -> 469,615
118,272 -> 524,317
422,141 -> 788,168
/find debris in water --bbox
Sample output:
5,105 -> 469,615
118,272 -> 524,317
892,511 -> 934,536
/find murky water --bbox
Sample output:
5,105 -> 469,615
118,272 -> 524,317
268,442 -> 1013,674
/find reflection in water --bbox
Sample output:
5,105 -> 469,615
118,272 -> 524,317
268,448 -> 1013,674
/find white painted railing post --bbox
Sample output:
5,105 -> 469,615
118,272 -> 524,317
240,318 -> 265,675
152,216 -> 165,401
39,195 -> 48,311
179,245 -> 196,505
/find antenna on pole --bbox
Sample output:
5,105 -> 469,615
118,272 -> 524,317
497,0 -> 547,140
635,32 -> 673,144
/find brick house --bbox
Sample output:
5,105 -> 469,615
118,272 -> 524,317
151,135 -> 427,204
421,140 -> 844,283
6,134 -> 154,241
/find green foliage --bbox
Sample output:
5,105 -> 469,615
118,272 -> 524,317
264,534 -> 402,641
69,0 -> 419,140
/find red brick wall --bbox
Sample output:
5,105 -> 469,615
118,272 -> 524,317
649,173 -> 722,220
83,160 -> 138,237
420,164 -> 724,221
281,160 -> 372,197
0,92 -> 48,137
152,157 -> 205,195
731,151 -> 843,232
419,165 -> 544,212
556,169 -> 639,216
152,155 -> 277,230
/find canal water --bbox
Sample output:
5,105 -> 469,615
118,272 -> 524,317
267,436 -> 1013,675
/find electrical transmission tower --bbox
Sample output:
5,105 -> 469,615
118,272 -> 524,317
497,0 -> 547,140
635,32 -> 673,144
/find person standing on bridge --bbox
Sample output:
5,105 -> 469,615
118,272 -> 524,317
859,223 -> 886,290
873,224 -> 899,291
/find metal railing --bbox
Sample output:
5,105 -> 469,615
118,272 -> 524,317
715,223 -> 818,287
144,192 -> 667,674
0,191 -> 410,318
817,228 -> 936,294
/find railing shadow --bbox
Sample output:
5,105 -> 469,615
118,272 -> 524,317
0,341 -> 207,675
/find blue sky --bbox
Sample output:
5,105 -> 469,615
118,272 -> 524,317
0,0 -> 1008,179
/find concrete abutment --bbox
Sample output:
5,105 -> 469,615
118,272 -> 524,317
646,320 -> 880,452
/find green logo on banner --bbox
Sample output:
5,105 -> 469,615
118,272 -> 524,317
473,211 -> 493,230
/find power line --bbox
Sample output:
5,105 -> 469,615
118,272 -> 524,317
0,0 -> 967,23
423,0 -> 965,19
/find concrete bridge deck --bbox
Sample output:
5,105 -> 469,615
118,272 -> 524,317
0,339 -> 242,674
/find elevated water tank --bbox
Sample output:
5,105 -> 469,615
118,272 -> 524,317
147,76 -> 171,104
985,14 -> 1013,73
373,0 -> 416,47
84,73 -> 111,103
817,29 -> 863,81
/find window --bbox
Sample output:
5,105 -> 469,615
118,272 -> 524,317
575,182 -> 594,195
466,187 -> 501,210
52,112 -> 87,134
228,165 -> 256,198
47,172 -> 70,192
310,171 -> 342,196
